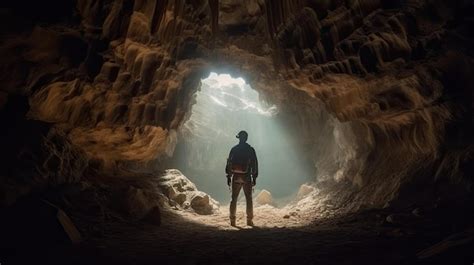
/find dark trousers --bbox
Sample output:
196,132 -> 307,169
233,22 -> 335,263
229,175 -> 253,220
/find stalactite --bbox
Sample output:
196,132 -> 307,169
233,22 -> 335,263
151,0 -> 169,35
173,0 -> 185,36
264,0 -> 305,72
264,0 -> 275,39
174,0 -> 185,21
283,0 -> 292,22
275,1 -> 283,30
209,0 -> 219,37
263,0 -> 279,71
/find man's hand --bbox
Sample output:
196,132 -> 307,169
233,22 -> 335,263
252,177 -> 257,186
227,175 -> 231,186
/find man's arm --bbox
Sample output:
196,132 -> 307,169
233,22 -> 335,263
226,148 -> 234,175
251,147 -> 258,180
226,148 -> 234,186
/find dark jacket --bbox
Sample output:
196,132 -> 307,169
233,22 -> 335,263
225,142 -> 258,178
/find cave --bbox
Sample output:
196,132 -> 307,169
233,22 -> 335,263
0,0 -> 473,265
172,72 -> 314,205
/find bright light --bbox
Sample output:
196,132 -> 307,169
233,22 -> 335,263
205,73 -> 246,89
200,73 -> 277,117
174,73 -> 312,204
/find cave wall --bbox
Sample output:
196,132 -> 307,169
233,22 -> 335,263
1,0 -> 473,209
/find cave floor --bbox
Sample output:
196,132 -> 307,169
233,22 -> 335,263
4,183 -> 472,265
4,186 -> 471,265
65,204 -> 468,265
174,202 -> 321,230
6,202 -> 472,265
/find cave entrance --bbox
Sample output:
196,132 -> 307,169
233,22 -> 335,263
173,72 -> 313,206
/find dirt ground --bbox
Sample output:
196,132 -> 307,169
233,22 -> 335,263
4,191 -> 472,265
70,197 -> 468,265
84,206 -> 429,265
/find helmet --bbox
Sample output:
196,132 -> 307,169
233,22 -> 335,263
236,130 -> 248,141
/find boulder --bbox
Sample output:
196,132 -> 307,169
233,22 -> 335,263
255,189 -> 273,205
159,169 -> 197,192
158,169 -> 219,214
190,192 -> 209,206
189,191 -> 219,215
297,184 -> 315,199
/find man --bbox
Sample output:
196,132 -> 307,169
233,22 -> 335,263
225,130 -> 258,226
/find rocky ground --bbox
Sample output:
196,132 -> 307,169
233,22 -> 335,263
6,178 -> 472,265
170,181 -> 337,229
71,201 -> 473,265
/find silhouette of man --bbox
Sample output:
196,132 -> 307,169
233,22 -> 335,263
226,130 -> 258,226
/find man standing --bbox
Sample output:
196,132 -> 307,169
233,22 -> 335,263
226,130 -> 258,226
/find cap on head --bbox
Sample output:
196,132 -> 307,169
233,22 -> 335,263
236,130 -> 248,142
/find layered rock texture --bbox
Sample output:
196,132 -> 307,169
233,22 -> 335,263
0,0 -> 473,214
158,169 -> 219,214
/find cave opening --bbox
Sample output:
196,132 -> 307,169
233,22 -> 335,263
172,72 -> 314,207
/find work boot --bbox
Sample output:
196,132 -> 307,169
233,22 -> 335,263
247,219 -> 254,226
230,218 -> 236,227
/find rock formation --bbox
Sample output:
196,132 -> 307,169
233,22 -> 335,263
1,1 -> 473,264
255,189 -> 274,205
158,169 -> 219,215
0,0 -> 472,227
297,183 -> 315,199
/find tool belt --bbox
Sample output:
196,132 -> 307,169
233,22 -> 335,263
231,163 -> 249,174
232,173 -> 250,184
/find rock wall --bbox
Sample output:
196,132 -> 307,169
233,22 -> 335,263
0,0 -> 473,210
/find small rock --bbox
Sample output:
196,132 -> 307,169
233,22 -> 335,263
297,184 -> 315,199
255,189 -> 273,205
182,201 -> 190,209
190,192 -> 213,215
283,214 -> 290,219
386,214 -> 395,224
191,193 -> 209,207
412,208 -> 422,217
165,186 -> 177,199
172,193 -> 187,205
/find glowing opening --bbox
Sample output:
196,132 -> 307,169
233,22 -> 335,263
173,73 -> 313,205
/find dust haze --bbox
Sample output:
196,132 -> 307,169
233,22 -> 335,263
172,73 -> 314,203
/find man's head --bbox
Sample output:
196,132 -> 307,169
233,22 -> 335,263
236,130 -> 248,143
